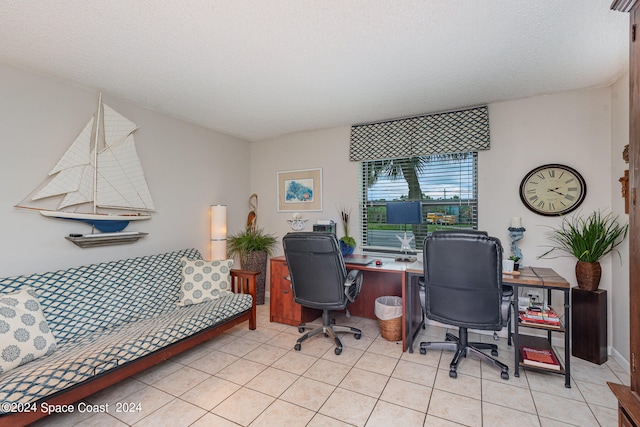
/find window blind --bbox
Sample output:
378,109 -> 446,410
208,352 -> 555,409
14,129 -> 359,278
360,153 -> 478,251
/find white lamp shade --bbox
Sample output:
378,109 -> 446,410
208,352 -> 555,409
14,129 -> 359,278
211,240 -> 227,261
210,205 -> 227,259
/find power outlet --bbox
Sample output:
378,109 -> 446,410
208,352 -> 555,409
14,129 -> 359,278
527,290 -> 540,303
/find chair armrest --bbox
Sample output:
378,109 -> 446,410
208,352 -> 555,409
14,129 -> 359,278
344,269 -> 363,303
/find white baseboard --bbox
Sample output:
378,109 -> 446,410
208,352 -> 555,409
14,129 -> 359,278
610,347 -> 630,375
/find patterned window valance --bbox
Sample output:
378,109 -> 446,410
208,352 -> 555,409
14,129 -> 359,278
349,106 -> 490,161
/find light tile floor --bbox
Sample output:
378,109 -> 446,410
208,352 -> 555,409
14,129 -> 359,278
33,301 -> 626,426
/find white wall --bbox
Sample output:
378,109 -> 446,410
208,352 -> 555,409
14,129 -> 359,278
249,126 -> 358,254
485,88 -> 613,285
610,72 -> 631,364
251,84 -> 630,364
0,62 -> 251,277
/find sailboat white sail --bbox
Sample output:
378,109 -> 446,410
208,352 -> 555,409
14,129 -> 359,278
18,94 -> 155,232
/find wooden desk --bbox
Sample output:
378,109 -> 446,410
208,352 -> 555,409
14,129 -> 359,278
269,255 -> 422,352
341,256 -> 423,353
406,264 -> 572,387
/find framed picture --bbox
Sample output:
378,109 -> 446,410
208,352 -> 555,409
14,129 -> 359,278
277,168 -> 323,212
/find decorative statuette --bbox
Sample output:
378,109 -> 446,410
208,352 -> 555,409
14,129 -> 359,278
508,216 -> 526,263
288,213 -> 307,230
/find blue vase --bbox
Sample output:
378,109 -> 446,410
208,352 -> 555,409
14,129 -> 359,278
340,240 -> 354,256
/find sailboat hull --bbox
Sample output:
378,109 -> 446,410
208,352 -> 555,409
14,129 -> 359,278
40,210 -> 150,232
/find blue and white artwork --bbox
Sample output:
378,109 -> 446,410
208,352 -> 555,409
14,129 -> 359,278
285,178 -> 314,203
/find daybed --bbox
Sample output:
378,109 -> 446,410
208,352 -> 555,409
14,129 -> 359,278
0,248 -> 257,427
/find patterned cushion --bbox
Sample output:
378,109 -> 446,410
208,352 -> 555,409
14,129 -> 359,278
0,287 -> 57,374
178,258 -> 234,306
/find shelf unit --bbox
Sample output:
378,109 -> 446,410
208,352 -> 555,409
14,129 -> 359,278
518,330 -> 565,375
509,267 -> 571,388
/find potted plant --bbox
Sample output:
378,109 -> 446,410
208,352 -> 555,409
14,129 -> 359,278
339,207 -> 356,256
508,255 -> 521,271
227,227 -> 277,304
538,210 -> 628,291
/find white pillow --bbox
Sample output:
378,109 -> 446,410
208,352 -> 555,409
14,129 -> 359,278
178,258 -> 234,306
0,287 -> 57,374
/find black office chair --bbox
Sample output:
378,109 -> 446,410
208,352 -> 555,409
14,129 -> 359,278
282,232 -> 363,355
418,230 -> 513,345
419,231 -> 510,380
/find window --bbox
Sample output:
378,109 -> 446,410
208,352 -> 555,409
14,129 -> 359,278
360,152 -> 478,252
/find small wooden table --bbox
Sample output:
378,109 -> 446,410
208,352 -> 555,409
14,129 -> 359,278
505,267 -> 572,388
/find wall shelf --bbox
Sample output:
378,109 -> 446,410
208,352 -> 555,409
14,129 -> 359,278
65,232 -> 148,248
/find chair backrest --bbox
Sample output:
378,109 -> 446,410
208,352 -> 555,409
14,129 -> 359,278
423,230 -> 503,330
282,232 -> 349,310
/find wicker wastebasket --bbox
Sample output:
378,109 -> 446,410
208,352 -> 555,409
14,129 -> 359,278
375,296 -> 402,341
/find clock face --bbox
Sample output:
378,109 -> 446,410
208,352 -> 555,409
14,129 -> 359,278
519,164 -> 587,216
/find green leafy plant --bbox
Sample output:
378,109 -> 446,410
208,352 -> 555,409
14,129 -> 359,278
508,255 -> 520,262
227,227 -> 278,263
339,206 -> 356,248
538,210 -> 628,263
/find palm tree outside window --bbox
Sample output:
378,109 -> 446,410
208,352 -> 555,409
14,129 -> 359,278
360,152 -> 478,252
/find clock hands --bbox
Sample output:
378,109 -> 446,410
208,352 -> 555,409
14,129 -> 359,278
547,187 -> 565,196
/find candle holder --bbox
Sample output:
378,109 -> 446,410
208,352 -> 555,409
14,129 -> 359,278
508,226 -> 526,263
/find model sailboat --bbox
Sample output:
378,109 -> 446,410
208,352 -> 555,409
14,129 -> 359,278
17,94 -> 155,235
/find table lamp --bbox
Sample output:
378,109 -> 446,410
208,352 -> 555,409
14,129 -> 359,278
386,201 -> 422,262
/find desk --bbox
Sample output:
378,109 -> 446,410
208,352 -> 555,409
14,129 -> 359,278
270,255 -> 570,383
406,264 -> 572,387
269,255 -> 422,352
341,256 -> 423,353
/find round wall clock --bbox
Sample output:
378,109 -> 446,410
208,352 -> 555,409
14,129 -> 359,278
519,164 -> 587,216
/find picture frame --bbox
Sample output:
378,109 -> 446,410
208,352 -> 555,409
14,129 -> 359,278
277,168 -> 323,212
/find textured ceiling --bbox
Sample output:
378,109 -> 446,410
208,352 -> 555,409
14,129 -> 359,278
0,0 -> 630,141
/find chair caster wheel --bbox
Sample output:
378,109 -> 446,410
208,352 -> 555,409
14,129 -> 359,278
354,333 -> 361,339
449,370 -> 457,379
294,343 -> 301,351
501,371 -> 509,380
298,327 -> 305,333
420,348 -> 426,355
334,347 -> 342,355
491,349 -> 499,357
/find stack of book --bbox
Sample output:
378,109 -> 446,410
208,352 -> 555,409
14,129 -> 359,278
519,305 -> 561,327
520,346 -> 561,370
